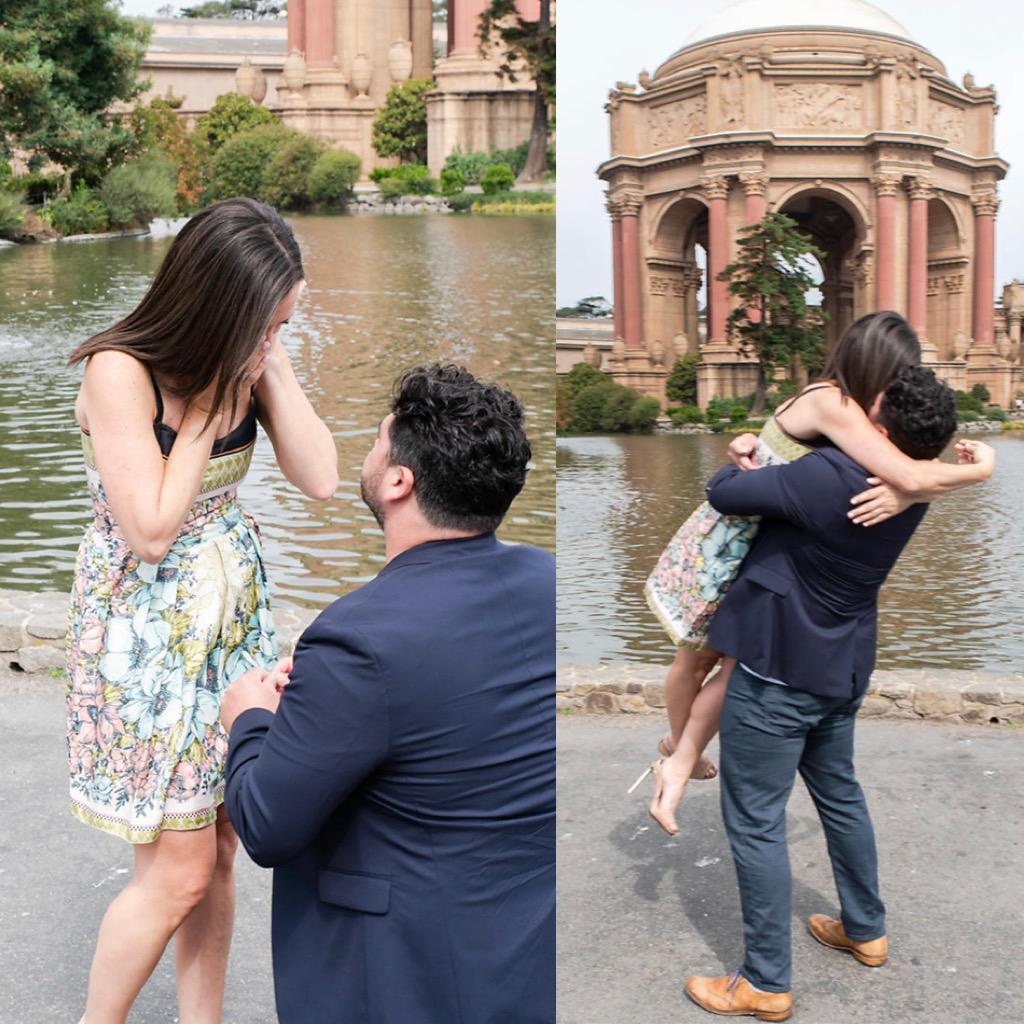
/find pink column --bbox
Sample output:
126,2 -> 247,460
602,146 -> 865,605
305,0 -> 334,67
907,178 -> 931,338
608,199 -> 625,342
620,200 -> 644,349
741,174 -> 768,226
517,0 -> 542,17
287,0 -> 306,55
452,0 -> 488,54
704,177 -> 730,344
972,191 -> 999,347
873,175 -> 900,311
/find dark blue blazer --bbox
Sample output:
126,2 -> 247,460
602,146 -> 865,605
225,533 -> 555,1024
705,447 -> 927,698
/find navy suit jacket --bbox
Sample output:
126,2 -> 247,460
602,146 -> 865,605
225,533 -> 555,1024
705,447 -> 927,698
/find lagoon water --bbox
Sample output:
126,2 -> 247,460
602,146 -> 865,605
0,214 -> 554,608
557,432 -> 1024,670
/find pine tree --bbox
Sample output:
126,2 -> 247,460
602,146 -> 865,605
717,211 -> 827,414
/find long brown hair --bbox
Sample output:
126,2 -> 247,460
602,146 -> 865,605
819,310 -> 922,412
69,197 -> 304,425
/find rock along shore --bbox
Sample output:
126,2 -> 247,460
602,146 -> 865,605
0,588 -> 319,678
557,662 -> 1024,726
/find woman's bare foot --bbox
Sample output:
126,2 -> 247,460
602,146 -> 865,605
657,733 -> 717,780
648,757 -> 690,836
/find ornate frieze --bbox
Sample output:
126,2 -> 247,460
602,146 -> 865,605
774,82 -> 864,130
929,100 -> 966,147
927,273 -> 965,295
971,189 -> 999,217
871,172 -> 903,197
649,92 -> 708,151
699,175 -> 729,201
718,57 -> 745,126
739,172 -> 769,196
907,176 -> 934,201
894,56 -> 920,129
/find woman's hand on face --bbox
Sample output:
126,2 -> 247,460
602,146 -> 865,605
848,478 -> 915,526
727,433 -> 760,471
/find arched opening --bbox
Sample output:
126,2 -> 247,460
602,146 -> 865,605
778,190 -> 862,355
926,197 -> 968,359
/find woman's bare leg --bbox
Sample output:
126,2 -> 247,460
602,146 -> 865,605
661,646 -> 721,776
650,657 -> 736,835
174,806 -> 238,1024
80,825 -> 217,1024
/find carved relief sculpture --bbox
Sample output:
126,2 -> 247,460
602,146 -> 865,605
929,99 -> 966,147
719,56 -> 745,125
649,93 -> 708,151
775,82 -> 864,130
895,56 -> 919,128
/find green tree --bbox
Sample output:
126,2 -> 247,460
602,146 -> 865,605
371,78 -> 433,165
665,353 -> 699,405
308,149 -> 361,206
181,1 -> 287,18
208,122 -> 290,201
479,0 -> 554,183
196,92 -> 278,151
718,211 -> 827,414
0,1 -> 150,180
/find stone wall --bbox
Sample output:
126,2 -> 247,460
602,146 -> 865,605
557,662 -> 1024,726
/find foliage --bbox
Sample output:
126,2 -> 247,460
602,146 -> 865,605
985,406 -> 1008,422
556,296 -> 612,319
99,151 -> 178,228
44,182 -> 109,235
260,132 -> 324,209
196,92 -> 278,152
954,389 -> 983,413
0,1 -> 149,178
478,1 -> 554,182
957,411 -> 980,423
469,191 -> 553,214
0,189 -> 27,238
377,164 -> 437,199
665,354 -> 699,405
371,78 -> 433,165
445,191 -> 474,214
7,171 -> 63,204
129,93 -> 210,212
440,168 -> 465,196
667,405 -> 704,425
481,163 -> 515,195
764,379 -> 799,412
442,148 -> 491,185
719,211 -> 827,414
557,365 -> 658,434
308,148 -> 361,206
705,394 -> 754,422
971,382 -> 991,404
181,1 -> 286,17
729,404 -> 749,423
208,122 -> 289,201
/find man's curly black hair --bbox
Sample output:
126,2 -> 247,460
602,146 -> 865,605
878,365 -> 957,461
388,364 -> 531,533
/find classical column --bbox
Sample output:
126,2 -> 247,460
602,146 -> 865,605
740,172 -> 768,226
971,189 -> 999,351
287,0 -> 306,55
1009,311 -> 1023,349
618,190 -> 645,350
450,0 -> 488,55
872,173 -> 901,311
703,176 -> 730,345
907,176 -> 932,342
305,0 -> 335,67
682,264 -> 702,348
606,195 -> 625,344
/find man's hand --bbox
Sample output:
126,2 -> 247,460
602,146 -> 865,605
955,439 -> 996,475
727,433 -> 760,471
221,666 -> 281,733
849,479 -> 915,527
264,655 -> 293,694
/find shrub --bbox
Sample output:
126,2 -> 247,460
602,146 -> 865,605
729,404 -> 749,423
308,148 -> 361,206
668,405 -> 704,425
481,162 -> 515,195
371,78 -> 432,164
369,166 -> 396,184
442,148 -> 491,185
8,172 -> 63,204
705,397 -> 731,421
665,354 -> 699,405
208,122 -> 290,201
571,382 -> 616,433
445,191 -> 473,213
377,163 -> 436,199
490,141 -> 530,177
196,92 -> 278,151
99,151 -> 178,228
971,382 -> 991,405
45,183 -> 109,235
957,411 -> 980,423
629,396 -> 662,432
440,168 -> 465,196
765,379 -> 798,412
954,389 -> 983,413
567,376 -> 659,434
985,406 -> 1008,422
0,189 -> 26,238
260,132 -> 324,209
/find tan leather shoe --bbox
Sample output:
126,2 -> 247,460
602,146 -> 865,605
684,972 -> 793,1021
807,914 -> 888,967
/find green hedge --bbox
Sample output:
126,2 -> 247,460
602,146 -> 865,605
557,364 -> 660,434
99,151 -> 178,228
260,132 -> 325,209
667,405 -> 704,425
208,123 -> 291,202
44,183 -> 109,235
480,162 -> 515,195
0,189 -> 26,238
308,149 -> 361,206
376,164 -> 437,199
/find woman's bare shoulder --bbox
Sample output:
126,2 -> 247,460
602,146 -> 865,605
79,351 -> 155,429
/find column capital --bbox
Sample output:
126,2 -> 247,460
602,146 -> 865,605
700,175 -> 730,201
971,189 -> 999,217
907,176 -> 934,201
872,172 -> 903,197
605,194 -> 623,220
738,172 -> 769,197
612,188 -> 644,217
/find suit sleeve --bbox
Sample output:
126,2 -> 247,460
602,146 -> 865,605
224,620 -> 389,867
705,455 -> 835,530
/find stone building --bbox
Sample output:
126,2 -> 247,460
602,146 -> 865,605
598,0 -> 1020,408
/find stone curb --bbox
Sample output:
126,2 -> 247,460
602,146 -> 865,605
557,662 -> 1024,726
0,588 -> 320,680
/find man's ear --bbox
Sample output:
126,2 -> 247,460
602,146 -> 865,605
389,464 -> 415,501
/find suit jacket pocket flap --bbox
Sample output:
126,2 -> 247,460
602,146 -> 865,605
743,564 -> 792,597
318,870 -> 391,914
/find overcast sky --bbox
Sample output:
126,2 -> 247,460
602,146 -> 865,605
556,0 -> 1024,307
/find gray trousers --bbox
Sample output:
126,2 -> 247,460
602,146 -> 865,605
719,665 -> 885,993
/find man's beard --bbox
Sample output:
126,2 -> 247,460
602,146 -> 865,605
360,469 -> 385,528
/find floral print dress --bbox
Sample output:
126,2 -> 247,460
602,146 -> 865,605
644,415 -> 814,649
66,388 -> 276,843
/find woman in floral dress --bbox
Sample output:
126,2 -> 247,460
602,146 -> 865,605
643,311 -> 995,834
66,198 -> 338,1024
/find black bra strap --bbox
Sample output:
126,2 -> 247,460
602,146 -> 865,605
775,381 -> 836,418
146,366 -> 165,424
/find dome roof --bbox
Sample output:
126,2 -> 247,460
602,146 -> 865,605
684,0 -> 914,47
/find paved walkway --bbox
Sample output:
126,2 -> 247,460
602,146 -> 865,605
557,715 -> 1024,1024
0,672 -> 276,1023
